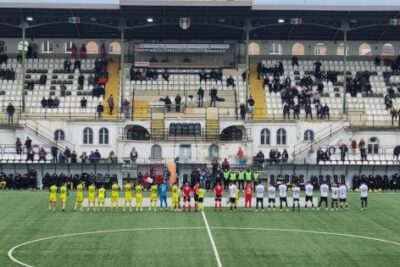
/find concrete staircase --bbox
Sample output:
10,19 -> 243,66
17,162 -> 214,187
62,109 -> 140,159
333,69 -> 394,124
103,62 -> 120,119
249,64 -> 267,120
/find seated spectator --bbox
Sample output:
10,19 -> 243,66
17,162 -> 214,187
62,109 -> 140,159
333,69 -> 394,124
53,97 -> 60,108
39,74 -> 47,86
41,97 -> 47,108
74,59 -> 81,72
88,74 -> 94,85
60,82 -> 67,97
64,59 -> 71,72
226,76 -> 235,88
162,69 -> 169,82
78,74 -> 84,87
322,104 -> 330,120
27,80 -> 35,91
47,97 -> 54,108
80,97 -> 87,108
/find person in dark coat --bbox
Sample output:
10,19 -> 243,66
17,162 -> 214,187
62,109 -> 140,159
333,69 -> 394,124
97,103 -> 104,118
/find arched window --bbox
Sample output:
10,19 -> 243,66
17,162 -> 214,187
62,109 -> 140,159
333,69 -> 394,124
276,128 -> 287,145
304,130 -> 315,142
109,42 -> 121,55
382,43 -> 395,56
220,126 -> 244,141
367,137 -> 379,154
260,128 -> 270,145
314,43 -> 327,55
248,42 -> 260,56
208,144 -> 219,159
151,144 -> 162,159
336,43 -> 349,56
359,43 -> 372,56
83,127 -> 93,144
64,41 -> 73,53
99,127 -> 109,145
86,41 -> 99,54
0,40 -> 6,53
18,41 -> 29,52
41,41 -> 53,54
270,43 -> 282,55
54,129 -> 65,141
292,42 -> 305,55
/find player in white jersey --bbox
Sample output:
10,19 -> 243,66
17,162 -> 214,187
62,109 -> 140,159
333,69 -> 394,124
339,182 -> 348,209
304,181 -> 315,210
360,182 -> 368,210
318,182 -> 329,211
331,183 -> 339,211
267,184 -> 276,211
229,182 -> 237,211
278,183 -> 288,211
255,182 -> 265,212
292,184 -> 301,212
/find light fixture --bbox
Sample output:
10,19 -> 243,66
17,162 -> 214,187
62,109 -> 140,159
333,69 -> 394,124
278,18 -> 285,23
26,16 -> 33,22
147,17 -> 153,23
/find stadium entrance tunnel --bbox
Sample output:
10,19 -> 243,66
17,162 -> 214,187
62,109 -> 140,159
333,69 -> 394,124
125,125 -> 150,140
220,126 -> 245,141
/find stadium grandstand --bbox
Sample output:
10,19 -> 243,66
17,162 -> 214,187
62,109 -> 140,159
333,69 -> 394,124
1,1 -> 400,266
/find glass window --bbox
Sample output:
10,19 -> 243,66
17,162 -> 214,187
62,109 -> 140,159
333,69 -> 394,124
261,128 -> 270,145
83,127 -> 93,144
54,129 -> 65,141
292,42 -> 305,55
248,42 -> 260,55
208,144 -> 219,159
64,41 -> 73,53
304,130 -> 314,142
277,128 -> 286,145
41,41 -> 53,54
382,43 -> 395,56
99,127 -> 109,145
86,41 -> 99,54
359,43 -> 372,56
270,43 -> 282,55
109,42 -> 121,55
151,144 -> 162,159
18,41 -> 29,52
337,43 -> 349,56
368,137 -> 379,154
314,43 -> 327,55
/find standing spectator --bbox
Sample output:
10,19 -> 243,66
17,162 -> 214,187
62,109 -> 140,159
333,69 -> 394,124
305,104 -> 313,120
78,74 -> 84,87
24,137 -> 32,151
197,87 -> 204,107
108,94 -> 114,115
175,94 -> 182,112
74,59 -> 81,72
359,138 -> 367,161
88,74 -> 94,85
100,43 -> 107,59
51,145 -> 58,163
71,43 -> 78,59
240,104 -> 246,120
351,138 -> 357,155
60,82 -> 67,97
247,96 -> 255,117
39,74 -> 47,86
64,59 -> 71,72
292,56 -> 299,67
71,151 -> 78,163
282,149 -> 289,163
199,70 -> 207,83
64,147 -> 72,163
283,103 -> 290,119
222,158 -> 230,172
96,103 -> 104,118
339,143 -> 348,162
164,96 -> 171,112
80,152 -> 88,163
26,149 -> 35,162
79,44 -> 87,59
122,98 -> 131,118
108,151 -> 117,163
38,147 -> 47,163
391,107 -> 397,126
130,147 -> 138,164
80,97 -> 87,108
226,76 -> 235,88
210,88 -> 217,107
237,147 -> 245,168
322,104 -> 330,120
16,138 -> 22,155
6,102 -> 15,124
162,69 -> 169,82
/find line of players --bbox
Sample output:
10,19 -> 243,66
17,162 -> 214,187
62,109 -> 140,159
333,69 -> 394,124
48,179 -> 369,212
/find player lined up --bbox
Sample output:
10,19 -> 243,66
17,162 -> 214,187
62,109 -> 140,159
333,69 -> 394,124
48,180 -> 368,212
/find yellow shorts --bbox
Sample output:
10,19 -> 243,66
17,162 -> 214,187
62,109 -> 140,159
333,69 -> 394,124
76,193 -> 84,203
49,194 -> 57,203
111,194 -> 119,203
150,194 -> 157,201
125,193 -> 132,202
88,194 -> 95,202
136,195 -> 143,203
98,196 -> 105,203
60,195 -> 67,203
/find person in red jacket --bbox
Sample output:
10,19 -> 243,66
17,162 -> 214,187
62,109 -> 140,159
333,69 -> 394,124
244,182 -> 253,211
214,182 -> 223,212
193,182 -> 199,212
182,183 -> 192,212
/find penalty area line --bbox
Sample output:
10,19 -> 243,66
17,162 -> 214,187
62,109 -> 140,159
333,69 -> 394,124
201,211 -> 223,267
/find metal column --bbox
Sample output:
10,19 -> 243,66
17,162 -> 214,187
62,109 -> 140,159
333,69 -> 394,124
119,24 -> 125,115
21,22 -> 26,113
342,21 -> 348,115
244,18 -> 250,104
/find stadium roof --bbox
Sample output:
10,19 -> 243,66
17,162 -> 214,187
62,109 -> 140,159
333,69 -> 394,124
0,6 -> 400,41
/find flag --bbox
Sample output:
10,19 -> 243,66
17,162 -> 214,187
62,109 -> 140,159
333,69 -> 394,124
291,18 -> 303,25
179,17 -> 191,30
389,19 -> 400,25
69,17 -> 81,24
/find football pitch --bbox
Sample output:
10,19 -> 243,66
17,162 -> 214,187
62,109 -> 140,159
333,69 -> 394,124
1,191 -> 400,267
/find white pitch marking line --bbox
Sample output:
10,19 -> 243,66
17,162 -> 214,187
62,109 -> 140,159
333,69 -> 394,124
201,211 -> 223,267
8,226 -> 400,267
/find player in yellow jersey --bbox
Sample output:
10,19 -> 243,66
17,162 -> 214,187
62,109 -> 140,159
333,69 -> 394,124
171,182 -> 180,211
87,183 -> 96,211
97,184 -> 106,211
74,182 -> 84,211
111,181 -> 120,211
123,182 -> 133,211
149,183 -> 158,212
60,182 -> 68,211
235,186 -> 240,209
49,184 -> 58,212
198,187 -> 206,211
135,183 -> 144,211
0,176 -> 6,190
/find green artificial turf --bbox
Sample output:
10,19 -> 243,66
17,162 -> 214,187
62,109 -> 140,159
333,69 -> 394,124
0,191 -> 399,267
